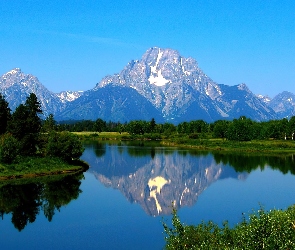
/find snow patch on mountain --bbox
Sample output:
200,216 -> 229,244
148,69 -> 169,86
57,91 -> 83,103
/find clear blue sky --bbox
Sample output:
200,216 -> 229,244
1,0 -> 294,97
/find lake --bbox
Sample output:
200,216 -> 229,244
1,141 -> 295,249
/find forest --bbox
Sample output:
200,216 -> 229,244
0,93 -> 84,170
54,113 -> 295,142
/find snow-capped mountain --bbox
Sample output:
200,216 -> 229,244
0,47 -> 293,122
93,47 -> 277,122
0,68 -> 64,117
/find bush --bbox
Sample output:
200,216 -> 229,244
46,132 -> 84,162
163,206 -> 295,249
188,133 -> 199,139
146,133 -> 162,140
0,133 -> 20,164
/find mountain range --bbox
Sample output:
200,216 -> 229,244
1,47 -> 295,123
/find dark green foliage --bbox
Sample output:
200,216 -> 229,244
226,116 -> 254,141
213,120 -> 230,139
0,133 -> 20,164
188,133 -> 199,139
42,114 -> 56,132
150,118 -> 156,132
8,104 -> 29,140
0,93 -> 11,135
126,120 -> 151,134
94,118 -> 107,132
163,206 -> 295,249
46,132 -> 84,162
8,93 -> 42,155
24,93 -> 42,134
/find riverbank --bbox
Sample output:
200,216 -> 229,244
0,157 -> 89,180
74,132 -> 295,155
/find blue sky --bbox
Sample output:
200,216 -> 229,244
1,0 -> 294,97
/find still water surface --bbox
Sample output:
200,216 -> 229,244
1,141 -> 295,249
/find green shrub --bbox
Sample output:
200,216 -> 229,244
0,133 -> 20,164
46,132 -> 84,162
146,133 -> 162,140
163,206 -> 295,249
188,133 -> 199,139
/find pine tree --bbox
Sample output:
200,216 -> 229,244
0,93 -> 11,135
25,93 -> 42,134
8,93 -> 43,155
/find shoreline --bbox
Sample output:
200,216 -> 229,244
0,158 -> 89,181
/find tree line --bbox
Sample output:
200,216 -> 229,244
0,93 -> 83,164
1,92 -> 295,161
52,115 -> 295,142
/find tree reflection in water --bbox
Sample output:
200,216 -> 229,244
0,173 -> 83,231
213,153 -> 295,174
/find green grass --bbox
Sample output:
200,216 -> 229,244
162,136 -> 295,155
0,156 -> 88,180
72,131 -> 131,140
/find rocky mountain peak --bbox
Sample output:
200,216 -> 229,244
0,47 -> 290,122
6,68 -> 22,75
0,68 -> 65,117
268,91 -> 295,118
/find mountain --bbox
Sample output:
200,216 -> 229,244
268,91 -> 295,119
93,47 -> 277,123
0,68 -> 64,117
56,84 -> 164,122
0,47 -> 293,122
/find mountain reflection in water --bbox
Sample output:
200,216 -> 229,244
0,173 -> 83,231
84,142 -> 249,216
83,141 -> 295,216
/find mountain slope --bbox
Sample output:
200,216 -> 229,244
56,84 -> 164,122
268,91 -> 295,119
0,68 -> 63,117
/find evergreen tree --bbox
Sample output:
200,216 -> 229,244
8,93 -> 42,155
0,93 -> 11,135
24,93 -> 42,134
94,118 -> 106,132
150,118 -> 156,133
42,114 -> 56,132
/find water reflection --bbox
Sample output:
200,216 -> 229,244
0,173 -> 83,231
83,142 -> 295,216
213,152 -> 295,174
84,142 -> 252,216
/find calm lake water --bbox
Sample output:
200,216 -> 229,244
1,141 -> 295,249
